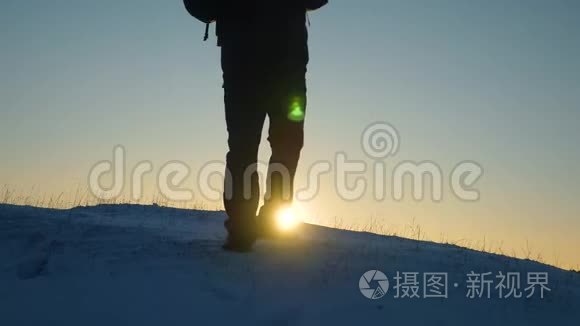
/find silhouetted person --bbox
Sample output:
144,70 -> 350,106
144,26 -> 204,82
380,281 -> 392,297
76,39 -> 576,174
185,0 -> 328,251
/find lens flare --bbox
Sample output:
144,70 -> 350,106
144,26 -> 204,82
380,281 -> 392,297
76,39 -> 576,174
288,98 -> 305,122
276,207 -> 301,231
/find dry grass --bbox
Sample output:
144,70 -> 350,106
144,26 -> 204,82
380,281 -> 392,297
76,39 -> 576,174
0,185 -> 217,211
319,213 -> 571,271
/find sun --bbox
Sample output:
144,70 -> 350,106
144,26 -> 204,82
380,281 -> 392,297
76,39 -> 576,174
276,207 -> 302,231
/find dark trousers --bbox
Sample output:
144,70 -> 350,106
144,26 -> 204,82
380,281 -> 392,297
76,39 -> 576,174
221,50 -> 307,231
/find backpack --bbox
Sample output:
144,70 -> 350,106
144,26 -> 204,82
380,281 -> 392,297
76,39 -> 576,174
183,0 -> 329,42
183,0 -> 217,40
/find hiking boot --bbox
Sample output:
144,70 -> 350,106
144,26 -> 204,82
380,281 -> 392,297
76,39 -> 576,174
222,217 -> 257,252
256,214 -> 277,239
222,231 -> 256,252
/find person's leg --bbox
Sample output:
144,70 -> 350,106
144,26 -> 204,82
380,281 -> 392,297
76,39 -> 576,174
222,79 -> 266,248
258,71 -> 307,226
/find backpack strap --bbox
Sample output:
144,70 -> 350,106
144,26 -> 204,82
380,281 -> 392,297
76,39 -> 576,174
203,22 -> 210,41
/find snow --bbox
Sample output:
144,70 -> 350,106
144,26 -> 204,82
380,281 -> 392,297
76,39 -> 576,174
0,204 -> 578,325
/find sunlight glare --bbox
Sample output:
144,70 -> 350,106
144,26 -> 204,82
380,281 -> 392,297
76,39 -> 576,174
276,207 -> 301,231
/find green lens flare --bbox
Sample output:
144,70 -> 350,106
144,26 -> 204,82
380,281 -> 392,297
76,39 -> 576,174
288,98 -> 305,122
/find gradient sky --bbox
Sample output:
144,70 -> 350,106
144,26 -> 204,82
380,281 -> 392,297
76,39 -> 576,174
1,0 -> 579,268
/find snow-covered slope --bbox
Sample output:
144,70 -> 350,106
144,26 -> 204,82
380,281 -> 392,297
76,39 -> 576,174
0,204 -> 578,325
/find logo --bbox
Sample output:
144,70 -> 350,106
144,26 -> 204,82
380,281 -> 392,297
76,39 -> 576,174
359,270 -> 389,299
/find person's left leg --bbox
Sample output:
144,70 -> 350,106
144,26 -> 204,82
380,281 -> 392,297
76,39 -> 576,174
258,72 -> 307,232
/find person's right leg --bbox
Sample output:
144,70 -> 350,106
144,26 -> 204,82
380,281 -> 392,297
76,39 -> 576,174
222,80 -> 266,250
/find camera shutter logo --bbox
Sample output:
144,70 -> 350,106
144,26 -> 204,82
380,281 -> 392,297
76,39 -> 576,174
359,270 -> 389,299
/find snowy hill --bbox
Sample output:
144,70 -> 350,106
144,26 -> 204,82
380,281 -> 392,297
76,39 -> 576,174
0,204 -> 578,325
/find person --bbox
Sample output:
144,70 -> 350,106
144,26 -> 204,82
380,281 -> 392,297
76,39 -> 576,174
185,0 -> 328,251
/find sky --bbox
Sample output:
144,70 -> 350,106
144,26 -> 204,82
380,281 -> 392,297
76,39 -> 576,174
1,0 -> 579,268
